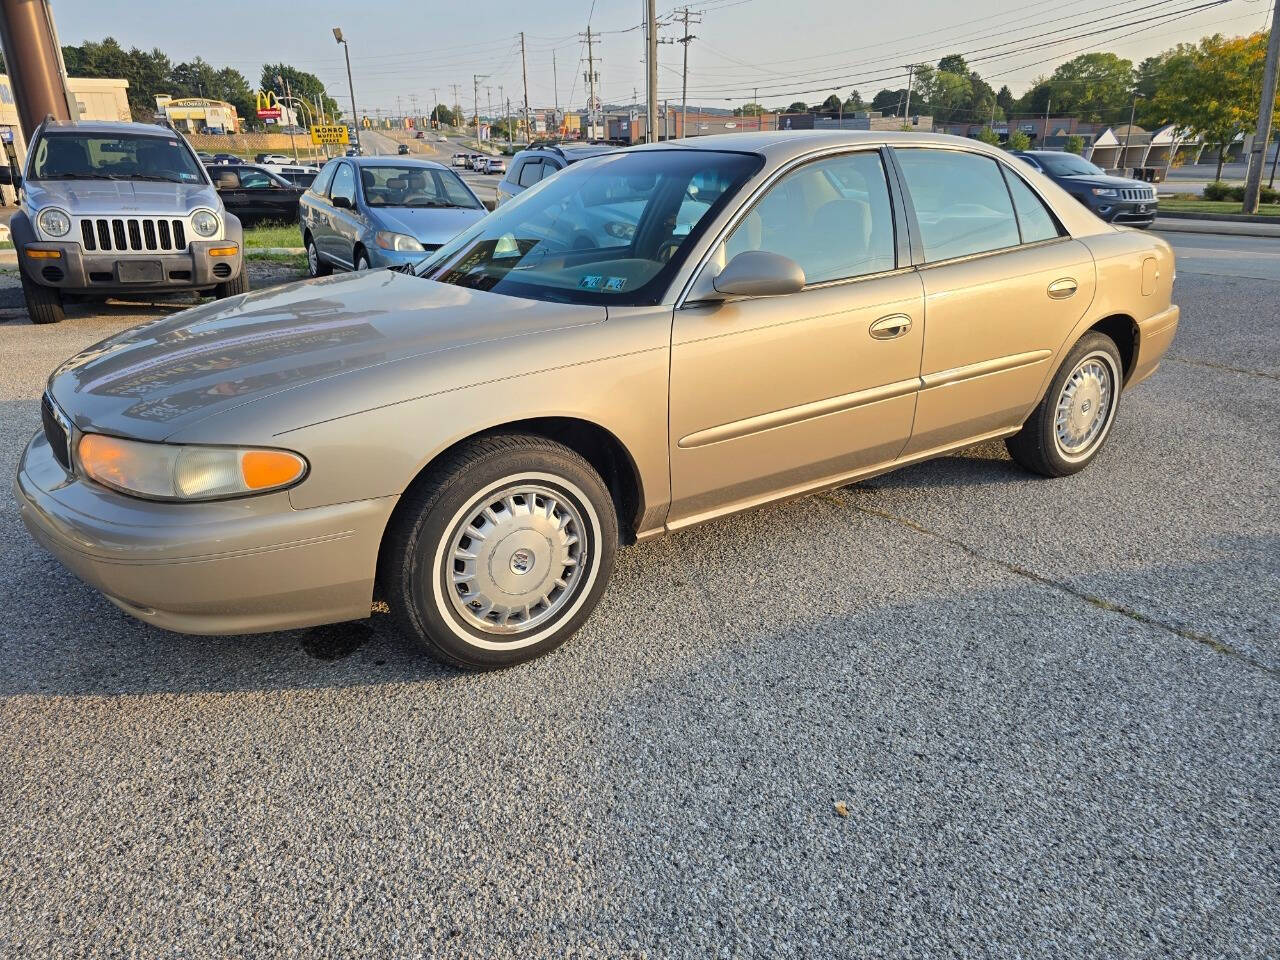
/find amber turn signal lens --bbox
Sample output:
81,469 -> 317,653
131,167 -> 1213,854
207,245 -> 238,257
241,450 -> 306,490
26,249 -> 63,259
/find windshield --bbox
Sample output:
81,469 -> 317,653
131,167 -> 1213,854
418,149 -> 761,306
360,164 -> 481,209
1038,154 -> 1105,177
29,132 -> 205,184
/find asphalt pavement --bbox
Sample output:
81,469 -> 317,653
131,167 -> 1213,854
0,234 -> 1276,957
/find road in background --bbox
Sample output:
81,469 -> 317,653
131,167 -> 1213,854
1155,230 -> 1280,280
0,233 -> 1276,956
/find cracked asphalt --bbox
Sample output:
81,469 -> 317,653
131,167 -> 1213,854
1,235 -> 1277,957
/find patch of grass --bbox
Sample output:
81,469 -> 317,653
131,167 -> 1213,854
1159,198 -> 1280,217
242,221 -> 304,248
247,251 -> 307,270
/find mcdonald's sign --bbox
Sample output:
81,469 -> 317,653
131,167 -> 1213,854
255,90 -> 282,120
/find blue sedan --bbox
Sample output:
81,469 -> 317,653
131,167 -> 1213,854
299,157 -> 487,275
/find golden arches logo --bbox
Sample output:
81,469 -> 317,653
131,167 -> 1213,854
255,90 -> 280,112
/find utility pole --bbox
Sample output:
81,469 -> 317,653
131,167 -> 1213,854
1045,97 -> 1053,147
282,75 -> 299,162
553,49 -> 560,115
582,26 -> 600,140
1123,96 -> 1136,176
472,74 -> 487,145
677,6 -> 701,139
1244,1 -> 1280,213
506,95 -> 512,147
645,0 -> 658,143
486,86 -> 494,139
902,65 -> 915,118
451,83 -> 461,132
520,31 -> 532,144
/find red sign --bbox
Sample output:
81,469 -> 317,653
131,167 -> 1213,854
257,108 -> 282,119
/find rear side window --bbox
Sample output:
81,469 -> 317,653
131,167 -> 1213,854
1001,168 -> 1062,244
310,161 -> 339,197
516,159 -> 543,188
726,150 -> 897,284
894,149 -> 1020,261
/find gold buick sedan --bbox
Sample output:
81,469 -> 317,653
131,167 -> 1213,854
17,131 -> 1178,669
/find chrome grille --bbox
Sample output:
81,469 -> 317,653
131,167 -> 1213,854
40,393 -> 71,471
76,216 -> 190,254
1119,186 -> 1155,201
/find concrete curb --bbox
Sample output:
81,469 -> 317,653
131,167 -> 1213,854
248,247 -> 306,256
1153,217 -> 1280,239
1159,210 -> 1280,225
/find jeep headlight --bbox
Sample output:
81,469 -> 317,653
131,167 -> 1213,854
78,434 -> 307,501
1090,187 -> 1119,198
37,207 -> 71,238
375,231 -> 424,252
191,208 -> 220,237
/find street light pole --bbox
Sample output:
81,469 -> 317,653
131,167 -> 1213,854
1243,0 -> 1279,213
645,0 -> 658,143
333,28 -> 361,154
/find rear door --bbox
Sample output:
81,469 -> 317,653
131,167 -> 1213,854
889,147 -> 1096,456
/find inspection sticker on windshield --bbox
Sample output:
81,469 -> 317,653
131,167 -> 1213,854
579,275 -> 604,289
604,276 -> 627,291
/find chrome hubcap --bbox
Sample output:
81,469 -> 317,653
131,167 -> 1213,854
444,484 -> 587,635
307,243 -> 318,274
1055,354 -> 1115,459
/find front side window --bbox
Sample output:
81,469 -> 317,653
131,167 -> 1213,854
420,149 -> 762,306
359,165 -> 481,209
330,163 -> 356,204
29,132 -> 205,184
1002,169 -> 1062,244
725,150 -> 896,284
894,149 -> 1020,261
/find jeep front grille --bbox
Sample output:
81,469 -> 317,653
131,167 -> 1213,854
78,217 -> 189,253
1118,187 -> 1155,201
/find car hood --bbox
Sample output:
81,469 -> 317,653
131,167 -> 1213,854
1055,173 -> 1151,191
47,270 -> 604,442
371,206 -> 487,246
24,178 -> 216,216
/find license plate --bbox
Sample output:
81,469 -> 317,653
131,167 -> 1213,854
1137,204 -> 1147,213
117,260 -> 163,283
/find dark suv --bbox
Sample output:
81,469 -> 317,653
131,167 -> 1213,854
496,142 -> 620,206
1014,150 -> 1156,228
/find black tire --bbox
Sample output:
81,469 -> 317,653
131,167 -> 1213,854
1006,331 -> 1124,477
214,266 -> 249,299
380,433 -> 619,670
305,235 -> 331,277
354,249 -> 371,272
21,274 -> 64,324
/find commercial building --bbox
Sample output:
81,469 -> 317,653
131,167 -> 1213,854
154,95 -> 240,134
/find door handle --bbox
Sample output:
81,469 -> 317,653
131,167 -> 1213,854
1047,277 -> 1078,299
869,314 -> 913,340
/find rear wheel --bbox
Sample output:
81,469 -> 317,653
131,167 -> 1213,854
381,434 -> 618,670
21,274 -> 64,324
1006,331 -> 1123,477
306,235 -> 331,277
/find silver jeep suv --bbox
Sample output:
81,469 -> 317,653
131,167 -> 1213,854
13,119 -> 247,324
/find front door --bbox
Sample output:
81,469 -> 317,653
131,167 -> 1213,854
668,149 -> 924,527
322,161 -> 359,267
888,148 -> 1096,456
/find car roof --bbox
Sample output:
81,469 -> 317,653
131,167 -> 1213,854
39,119 -> 189,138
626,129 -> 1016,162
344,156 -> 448,172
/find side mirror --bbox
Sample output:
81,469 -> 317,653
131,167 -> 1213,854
332,195 -> 353,209
711,250 -> 806,298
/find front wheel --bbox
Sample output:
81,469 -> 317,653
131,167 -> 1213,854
1006,331 -> 1124,477
21,274 -> 64,324
380,434 -> 618,669
213,266 -> 249,299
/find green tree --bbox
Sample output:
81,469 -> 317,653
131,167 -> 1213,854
786,101 -> 808,113
259,64 -> 340,122
1007,130 -> 1031,151
871,87 -> 907,114
976,126 -> 1001,145
1065,134 -> 1085,154
1018,53 -> 1134,122
996,85 -> 1015,117
843,90 -> 864,112
431,104 -> 456,127
1146,33 -> 1269,181
820,94 -> 842,114
734,102 -> 764,116
61,38 -> 171,121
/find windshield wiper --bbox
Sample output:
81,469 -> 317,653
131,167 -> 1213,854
130,174 -> 187,183
36,172 -> 128,181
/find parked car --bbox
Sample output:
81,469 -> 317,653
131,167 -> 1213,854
480,156 -> 507,175
264,163 -> 321,188
451,152 -> 469,167
210,164 -> 305,225
196,151 -> 215,163
496,142 -> 619,205
1013,150 -> 1157,228
19,132 -> 1178,669
206,152 -> 243,165
255,153 -> 294,165
298,156 -> 486,274
398,144 -> 410,155
11,118 -> 246,324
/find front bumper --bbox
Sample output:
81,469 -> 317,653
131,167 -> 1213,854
15,428 -> 398,636
1096,199 -> 1157,226
20,239 -> 242,293
366,244 -> 434,269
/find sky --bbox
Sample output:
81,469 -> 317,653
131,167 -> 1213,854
51,0 -> 1275,117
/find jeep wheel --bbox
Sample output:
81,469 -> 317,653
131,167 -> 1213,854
214,268 -> 250,299
21,275 -> 64,325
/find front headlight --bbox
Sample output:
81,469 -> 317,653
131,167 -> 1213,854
1090,188 -> 1119,198
77,434 -> 307,501
190,208 -> 220,237
37,207 -> 71,237
375,231 -> 425,252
